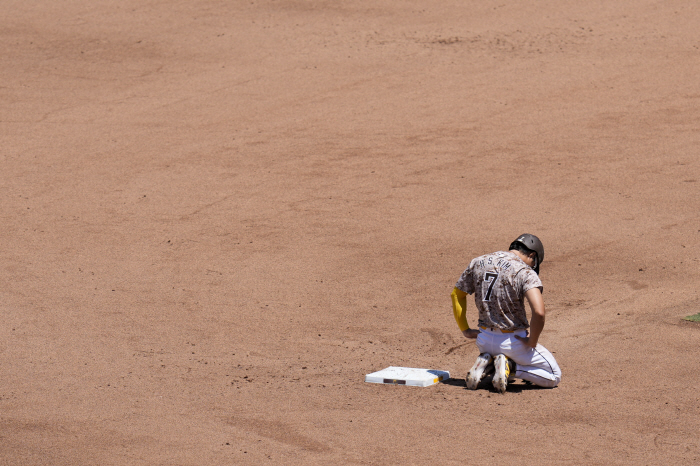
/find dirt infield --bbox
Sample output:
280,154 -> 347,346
2,1 -> 699,464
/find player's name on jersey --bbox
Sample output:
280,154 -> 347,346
478,255 -> 512,271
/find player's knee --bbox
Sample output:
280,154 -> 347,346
543,362 -> 562,388
537,377 -> 560,389
545,372 -> 561,388
552,367 -> 562,387
535,370 -> 561,388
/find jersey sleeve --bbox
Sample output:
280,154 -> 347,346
520,268 -> 543,295
455,259 -> 476,294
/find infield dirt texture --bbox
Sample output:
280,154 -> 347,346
2,1 -> 699,464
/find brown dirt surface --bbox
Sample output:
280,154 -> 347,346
2,1 -> 700,464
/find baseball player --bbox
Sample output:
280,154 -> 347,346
451,234 -> 561,393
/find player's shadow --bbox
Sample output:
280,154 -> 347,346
442,378 -> 467,388
441,377 -> 547,393
501,380 -> 548,393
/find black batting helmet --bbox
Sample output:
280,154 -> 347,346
512,233 -> 545,274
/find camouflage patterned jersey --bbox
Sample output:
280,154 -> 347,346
455,250 -> 543,330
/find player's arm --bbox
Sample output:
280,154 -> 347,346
515,287 -> 545,348
451,287 -> 480,339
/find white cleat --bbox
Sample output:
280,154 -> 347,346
492,354 -> 513,394
466,353 -> 493,390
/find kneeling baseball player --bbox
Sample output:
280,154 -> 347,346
451,234 -> 561,393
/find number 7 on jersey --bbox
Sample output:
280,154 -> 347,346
483,272 -> 499,301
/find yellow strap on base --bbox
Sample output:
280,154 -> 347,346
451,287 -> 469,331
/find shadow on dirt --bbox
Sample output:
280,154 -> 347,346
442,377 -> 549,393
442,377 -> 467,388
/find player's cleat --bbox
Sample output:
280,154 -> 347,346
492,354 -> 515,393
466,353 -> 492,390
508,359 -> 517,383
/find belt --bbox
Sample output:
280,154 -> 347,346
479,326 -> 515,333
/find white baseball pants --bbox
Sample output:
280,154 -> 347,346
476,327 -> 561,388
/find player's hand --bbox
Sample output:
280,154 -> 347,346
462,329 -> 480,339
514,334 -> 537,348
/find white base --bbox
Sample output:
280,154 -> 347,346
365,367 -> 450,387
